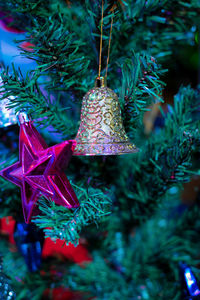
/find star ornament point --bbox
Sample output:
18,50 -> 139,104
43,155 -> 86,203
0,121 -> 79,223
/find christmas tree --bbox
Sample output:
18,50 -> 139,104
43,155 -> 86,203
0,0 -> 200,299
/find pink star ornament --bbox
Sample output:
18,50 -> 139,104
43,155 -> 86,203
0,113 -> 79,223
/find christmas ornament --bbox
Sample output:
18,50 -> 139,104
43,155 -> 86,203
0,97 -> 17,128
0,75 -> 17,128
179,263 -> 200,299
42,237 -> 92,264
74,77 -> 138,155
74,1 -> 138,155
14,222 -> 44,272
0,112 -> 79,223
43,287 -> 81,300
0,257 -> 16,300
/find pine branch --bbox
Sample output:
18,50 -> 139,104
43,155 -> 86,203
123,0 -> 200,28
118,85 -> 199,226
64,196 -> 200,299
0,0 -> 50,15
18,12 -> 89,91
33,185 -> 112,246
119,52 -> 166,137
3,194 -> 200,300
164,86 -> 200,136
0,67 -> 77,138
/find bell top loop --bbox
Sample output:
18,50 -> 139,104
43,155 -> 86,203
16,112 -> 30,125
95,76 -> 107,88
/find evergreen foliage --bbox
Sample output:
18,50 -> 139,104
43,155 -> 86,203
0,0 -> 200,299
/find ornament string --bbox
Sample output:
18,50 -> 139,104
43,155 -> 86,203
105,7 -> 114,80
98,1 -> 115,79
98,0 -> 104,78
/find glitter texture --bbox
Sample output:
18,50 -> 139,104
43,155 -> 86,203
73,84 -> 139,156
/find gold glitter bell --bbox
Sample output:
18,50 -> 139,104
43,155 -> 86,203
73,77 -> 139,156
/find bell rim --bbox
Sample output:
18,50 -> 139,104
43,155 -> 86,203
73,150 -> 139,156
73,142 -> 139,156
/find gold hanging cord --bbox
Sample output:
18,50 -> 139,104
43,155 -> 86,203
98,0 -> 115,79
105,7 -> 114,80
98,0 -> 104,78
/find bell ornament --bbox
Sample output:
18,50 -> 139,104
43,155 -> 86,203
73,77 -> 139,156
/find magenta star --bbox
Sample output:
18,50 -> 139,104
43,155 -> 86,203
0,120 -> 79,223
